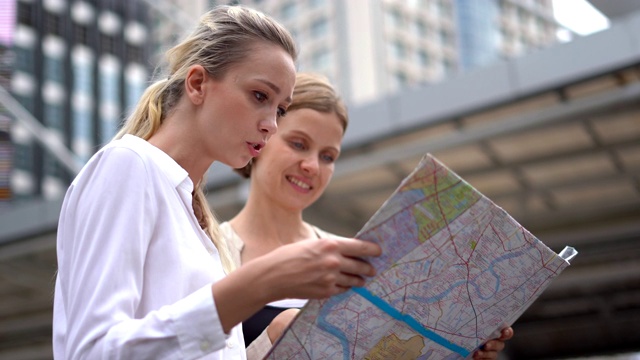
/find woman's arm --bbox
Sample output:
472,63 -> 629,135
245,309 -> 299,360
55,147 -> 229,359
212,236 -> 381,333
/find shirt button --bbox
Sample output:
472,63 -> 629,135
226,339 -> 236,348
200,340 -> 211,351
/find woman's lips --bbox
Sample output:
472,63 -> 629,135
247,142 -> 264,157
286,175 -> 312,192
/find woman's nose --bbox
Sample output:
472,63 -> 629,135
301,155 -> 319,175
260,115 -> 277,135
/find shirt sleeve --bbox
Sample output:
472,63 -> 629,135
55,146 -> 227,359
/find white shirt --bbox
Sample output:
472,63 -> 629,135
53,135 -> 245,360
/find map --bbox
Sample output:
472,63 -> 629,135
266,154 -> 576,359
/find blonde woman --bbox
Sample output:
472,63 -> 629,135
222,73 -> 513,360
53,7 -> 379,359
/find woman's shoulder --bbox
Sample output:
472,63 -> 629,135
78,136 -> 150,172
71,137 -> 148,186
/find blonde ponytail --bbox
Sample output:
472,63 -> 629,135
114,79 -> 165,141
194,187 -> 236,273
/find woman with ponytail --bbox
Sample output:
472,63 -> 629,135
53,6 -> 380,359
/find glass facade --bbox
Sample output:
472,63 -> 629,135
455,0 -> 500,71
125,63 -> 147,113
71,48 -> 94,163
3,0 -> 151,202
98,58 -> 121,144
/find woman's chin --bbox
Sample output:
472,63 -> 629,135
224,157 -> 252,170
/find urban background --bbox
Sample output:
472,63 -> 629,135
0,0 -> 639,359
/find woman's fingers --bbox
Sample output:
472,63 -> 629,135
339,254 -> 377,278
263,237 -> 381,300
473,339 -> 506,360
334,237 -> 382,258
499,326 -> 514,340
334,271 -> 366,288
331,237 -> 381,280
472,326 -> 514,359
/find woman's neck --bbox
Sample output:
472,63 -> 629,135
148,109 -> 214,186
228,189 -> 319,265
229,198 -> 312,248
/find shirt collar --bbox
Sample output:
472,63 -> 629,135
121,134 -> 194,193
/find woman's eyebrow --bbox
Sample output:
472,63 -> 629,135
257,79 -> 292,104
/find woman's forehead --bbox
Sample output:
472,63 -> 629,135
279,109 -> 344,139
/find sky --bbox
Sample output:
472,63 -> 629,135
552,0 -> 611,38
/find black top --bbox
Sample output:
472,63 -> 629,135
243,305 -> 290,346
242,228 -> 320,346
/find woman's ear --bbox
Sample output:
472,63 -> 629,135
184,65 -> 207,105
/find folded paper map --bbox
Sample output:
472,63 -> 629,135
266,154 -> 576,359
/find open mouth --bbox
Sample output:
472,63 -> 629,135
247,142 -> 264,156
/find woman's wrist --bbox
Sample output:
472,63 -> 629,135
211,261 -> 274,333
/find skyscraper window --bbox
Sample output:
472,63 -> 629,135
44,56 -> 65,84
126,44 -> 143,63
417,50 -> 429,66
392,70 -> 408,90
74,24 -> 89,45
443,58 -> 455,74
411,20 -> 426,38
312,48 -> 331,70
13,93 -> 34,114
17,2 -> 34,27
389,40 -> 406,59
438,29 -> 450,46
311,18 -> 328,38
44,103 -> 64,132
100,34 -> 116,54
13,47 -> 34,73
45,12 -> 63,36
386,9 -> 403,29
13,142 -> 33,172
281,2 -> 297,20
310,0 -> 325,9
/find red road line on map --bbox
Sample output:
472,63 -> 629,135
429,157 -> 481,342
493,223 -> 529,253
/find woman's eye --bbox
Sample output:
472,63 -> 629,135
254,91 -> 268,103
321,154 -> 335,163
277,107 -> 287,118
291,141 -> 305,150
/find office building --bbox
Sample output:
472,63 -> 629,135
145,0 -> 216,64
4,0 -> 152,202
237,0 -> 558,105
